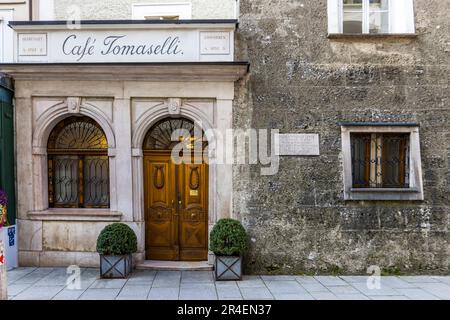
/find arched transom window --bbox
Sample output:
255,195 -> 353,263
143,117 -> 208,151
47,116 -> 110,208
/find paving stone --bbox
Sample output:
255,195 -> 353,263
237,276 -> 265,288
7,283 -> 33,296
148,287 -> 179,300
13,285 -> 65,300
265,280 -> 308,294
314,276 -> 348,286
395,288 -> 440,300
379,277 -> 417,289
90,279 -> 127,289
261,275 -> 296,281
79,289 -> 121,300
337,294 -> 370,300
216,285 -> 243,299
179,287 -> 218,300
350,282 -> 402,296
339,276 -> 369,283
401,276 -> 440,283
53,289 -> 86,300
310,292 -> 339,300
117,285 -> 151,299
152,271 -> 181,287
417,283 -> 450,299
239,287 -> 274,300
181,271 -> 214,283
295,276 -> 321,284
273,293 -> 314,300
370,296 -> 410,300
327,285 -> 360,295
300,282 -> 330,293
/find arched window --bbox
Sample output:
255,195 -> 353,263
47,116 -> 110,208
143,117 -> 208,151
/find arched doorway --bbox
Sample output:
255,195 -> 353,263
143,117 -> 209,261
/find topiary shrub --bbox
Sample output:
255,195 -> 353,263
210,218 -> 248,256
96,223 -> 137,256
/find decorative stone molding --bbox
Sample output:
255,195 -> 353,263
167,98 -> 182,115
27,209 -> 122,222
67,97 -> 81,113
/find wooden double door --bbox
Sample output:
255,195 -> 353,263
144,152 -> 208,261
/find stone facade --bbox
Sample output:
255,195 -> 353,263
233,0 -> 450,275
53,0 -> 235,20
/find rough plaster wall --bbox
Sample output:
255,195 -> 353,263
234,0 -> 450,275
54,0 -> 235,19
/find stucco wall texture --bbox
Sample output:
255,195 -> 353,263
54,0 -> 236,20
233,0 -> 450,275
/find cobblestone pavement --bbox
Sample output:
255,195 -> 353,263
6,267 -> 450,300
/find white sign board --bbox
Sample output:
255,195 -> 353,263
276,134 -> 320,156
200,32 -> 230,55
16,29 -> 234,63
18,33 -> 47,56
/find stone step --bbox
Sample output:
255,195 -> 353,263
136,260 -> 213,271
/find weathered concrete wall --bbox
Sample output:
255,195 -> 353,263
54,0 -> 235,20
234,0 -> 450,275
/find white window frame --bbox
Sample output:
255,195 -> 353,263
341,124 -> 424,201
328,0 -> 415,35
340,0 -> 390,34
132,2 -> 192,20
0,9 -> 14,63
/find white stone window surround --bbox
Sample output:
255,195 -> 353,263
30,98 -> 121,221
327,0 -> 416,35
340,123 -> 424,201
0,9 -> 14,63
132,2 -> 192,20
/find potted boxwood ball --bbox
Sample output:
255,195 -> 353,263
210,218 -> 248,281
96,223 -> 137,279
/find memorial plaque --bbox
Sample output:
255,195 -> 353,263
18,33 -> 47,56
200,31 -> 230,55
275,134 -> 320,156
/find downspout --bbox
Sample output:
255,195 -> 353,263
29,0 -> 33,21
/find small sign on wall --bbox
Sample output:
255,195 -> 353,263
18,33 -> 47,56
275,134 -> 320,156
200,31 -> 230,55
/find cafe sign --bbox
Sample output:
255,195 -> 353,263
13,23 -> 234,63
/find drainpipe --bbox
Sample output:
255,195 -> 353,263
29,0 -> 33,21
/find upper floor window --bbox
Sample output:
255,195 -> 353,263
328,0 -> 415,35
132,3 -> 192,20
47,116 -> 110,208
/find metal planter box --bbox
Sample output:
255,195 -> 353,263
100,254 -> 132,279
1,225 -> 18,271
214,255 -> 242,281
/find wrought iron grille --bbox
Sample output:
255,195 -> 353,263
351,133 -> 410,188
143,117 -> 208,151
47,116 -> 110,208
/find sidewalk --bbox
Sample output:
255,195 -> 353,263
6,267 -> 450,300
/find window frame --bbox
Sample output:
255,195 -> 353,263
47,116 -> 110,209
340,124 -> 424,201
328,0 -> 416,36
131,2 -> 192,20
340,0 -> 390,34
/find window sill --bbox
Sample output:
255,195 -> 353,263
345,187 -> 423,201
28,209 -> 123,221
328,33 -> 418,39
350,188 -> 420,193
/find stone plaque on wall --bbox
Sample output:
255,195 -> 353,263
18,33 -> 47,56
200,31 -> 231,55
275,134 -> 320,156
